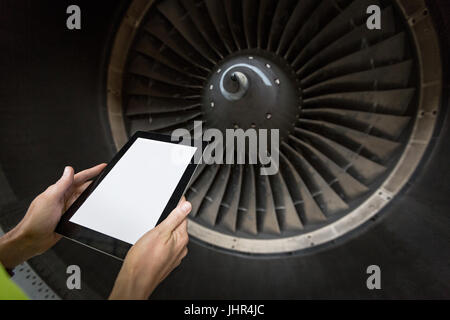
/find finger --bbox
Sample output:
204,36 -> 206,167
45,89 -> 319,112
67,180 -> 93,208
181,247 -> 188,259
52,166 -> 74,196
169,247 -> 188,275
77,180 -> 93,194
176,247 -> 188,265
177,196 -> 186,206
161,248 -> 186,280
173,219 -> 189,245
159,201 -> 192,232
174,218 -> 188,235
174,218 -> 188,237
74,163 -> 107,185
172,245 -> 187,268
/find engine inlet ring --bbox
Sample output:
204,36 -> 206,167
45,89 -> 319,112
107,0 -> 442,254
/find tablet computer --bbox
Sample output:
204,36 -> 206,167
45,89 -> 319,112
55,131 -> 207,260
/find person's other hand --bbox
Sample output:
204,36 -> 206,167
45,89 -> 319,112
109,198 -> 192,300
0,163 -> 106,269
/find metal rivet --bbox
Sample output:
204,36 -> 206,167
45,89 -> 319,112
266,113 -> 272,120
265,63 -> 271,69
210,102 -> 215,108
249,56 -> 254,60
217,68 -> 222,73
275,78 -> 280,85
209,84 -> 214,90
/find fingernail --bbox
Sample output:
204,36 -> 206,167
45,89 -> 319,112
181,201 -> 192,213
63,166 -> 71,177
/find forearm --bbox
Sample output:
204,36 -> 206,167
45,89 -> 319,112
109,266 -> 157,300
0,226 -> 34,269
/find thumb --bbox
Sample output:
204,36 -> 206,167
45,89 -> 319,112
54,166 -> 74,195
159,200 -> 192,232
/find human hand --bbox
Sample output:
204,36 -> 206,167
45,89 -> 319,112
0,163 -> 107,269
109,198 -> 192,300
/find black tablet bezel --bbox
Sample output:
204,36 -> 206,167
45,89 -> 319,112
55,131 -> 207,260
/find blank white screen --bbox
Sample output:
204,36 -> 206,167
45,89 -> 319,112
69,138 -> 197,244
